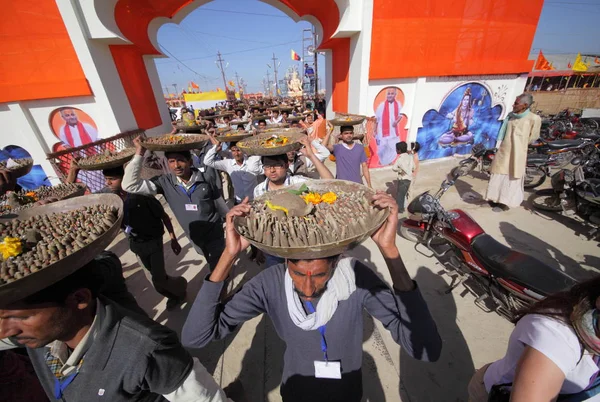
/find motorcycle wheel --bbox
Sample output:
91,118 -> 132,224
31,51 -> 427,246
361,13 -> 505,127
524,166 -> 546,189
531,189 -> 563,211
400,225 -> 425,242
400,225 -> 447,245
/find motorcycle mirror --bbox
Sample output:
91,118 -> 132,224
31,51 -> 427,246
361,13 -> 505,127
571,157 -> 582,166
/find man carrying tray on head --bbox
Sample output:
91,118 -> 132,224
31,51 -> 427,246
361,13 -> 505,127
0,255 -> 230,402
67,162 -> 188,310
122,136 -> 225,273
204,135 -> 263,203
253,136 -> 334,268
181,190 -> 441,402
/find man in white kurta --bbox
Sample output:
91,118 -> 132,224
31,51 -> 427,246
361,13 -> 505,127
486,94 -> 541,211
375,88 -> 403,166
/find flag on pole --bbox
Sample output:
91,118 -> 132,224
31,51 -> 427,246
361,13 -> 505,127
228,80 -> 236,87
572,53 -> 588,72
190,81 -> 199,89
567,61 -> 572,69
534,50 -> 554,71
291,49 -> 301,61
595,57 -> 600,64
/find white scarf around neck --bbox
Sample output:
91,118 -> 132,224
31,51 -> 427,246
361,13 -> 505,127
285,256 -> 357,331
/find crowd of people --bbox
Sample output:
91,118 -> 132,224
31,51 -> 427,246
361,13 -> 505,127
0,94 -> 599,402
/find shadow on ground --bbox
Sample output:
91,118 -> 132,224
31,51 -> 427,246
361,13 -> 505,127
400,266 -> 474,402
499,221 -> 597,281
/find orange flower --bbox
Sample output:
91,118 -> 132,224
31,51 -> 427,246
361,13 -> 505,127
302,192 -> 322,204
321,192 -> 337,204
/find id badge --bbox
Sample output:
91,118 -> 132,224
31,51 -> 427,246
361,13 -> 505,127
314,361 -> 341,379
185,204 -> 198,211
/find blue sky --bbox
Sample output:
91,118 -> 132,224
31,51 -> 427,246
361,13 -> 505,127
155,0 -> 600,95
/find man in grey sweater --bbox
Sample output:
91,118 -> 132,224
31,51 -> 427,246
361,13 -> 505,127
182,192 -> 441,402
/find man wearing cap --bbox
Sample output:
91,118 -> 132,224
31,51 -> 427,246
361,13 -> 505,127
182,192 -> 441,402
253,136 -> 334,199
204,136 -> 263,203
0,257 -> 229,402
122,136 -> 225,272
254,137 -> 334,267
323,125 -> 372,187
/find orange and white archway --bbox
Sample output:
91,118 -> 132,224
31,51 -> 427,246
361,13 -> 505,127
0,0 -> 545,180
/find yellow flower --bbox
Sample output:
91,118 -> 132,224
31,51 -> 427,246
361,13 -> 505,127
302,192 -> 322,204
321,192 -> 337,204
0,237 -> 23,260
265,200 -> 289,215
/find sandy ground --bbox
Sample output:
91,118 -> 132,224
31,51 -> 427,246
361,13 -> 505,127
107,156 -> 599,402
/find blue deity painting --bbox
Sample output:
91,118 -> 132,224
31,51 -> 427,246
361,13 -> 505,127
416,83 -> 503,161
0,145 -> 51,190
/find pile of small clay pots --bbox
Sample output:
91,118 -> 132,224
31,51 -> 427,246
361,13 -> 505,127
0,204 -> 118,284
0,158 -> 32,170
0,183 -> 85,215
78,148 -> 135,168
236,189 -> 387,248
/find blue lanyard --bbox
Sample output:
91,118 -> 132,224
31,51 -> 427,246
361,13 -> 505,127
54,371 -> 79,400
305,301 -> 328,361
178,182 -> 198,203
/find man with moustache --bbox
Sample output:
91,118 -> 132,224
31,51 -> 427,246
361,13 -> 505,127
181,191 -> 441,402
0,258 -> 229,401
122,136 -> 224,272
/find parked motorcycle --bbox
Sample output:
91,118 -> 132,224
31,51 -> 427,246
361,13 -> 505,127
530,147 -> 600,238
453,143 -> 548,189
400,168 -> 576,321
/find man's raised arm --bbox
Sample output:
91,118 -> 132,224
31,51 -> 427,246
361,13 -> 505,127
122,136 -> 160,195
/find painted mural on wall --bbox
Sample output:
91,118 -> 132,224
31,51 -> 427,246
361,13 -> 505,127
370,86 -> 408,168
50,107 -> 98,148
0,145 -> 51,190
416,83 -> 503,161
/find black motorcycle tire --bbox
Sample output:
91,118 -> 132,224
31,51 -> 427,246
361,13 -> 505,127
531,189 -> 563,212
524,166 -> 546,189
451,160 -> 477,178
399,225 -> 447,245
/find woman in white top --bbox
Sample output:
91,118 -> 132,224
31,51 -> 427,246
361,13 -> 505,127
468,276 -> 600,401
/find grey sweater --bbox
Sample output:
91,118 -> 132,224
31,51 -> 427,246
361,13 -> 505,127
182,261 -> 441,402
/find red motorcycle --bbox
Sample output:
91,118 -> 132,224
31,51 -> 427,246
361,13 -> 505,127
400,169 -> 576,321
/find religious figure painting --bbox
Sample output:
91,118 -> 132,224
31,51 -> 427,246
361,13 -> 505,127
416,83 -> 503,161
50,107 -> 98,148
0,145 -> 51,190
370,86 -> 408,168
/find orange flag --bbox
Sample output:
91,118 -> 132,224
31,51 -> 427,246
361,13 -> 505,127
595,57 -> 600,64
534,51 -> 554,71
568,61 -> 572,68
190,81 -> 199,89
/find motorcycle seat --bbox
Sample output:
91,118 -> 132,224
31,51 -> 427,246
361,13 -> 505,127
527,154 -> 549,165
471,234 -> 576,296
547,139 -> 584,150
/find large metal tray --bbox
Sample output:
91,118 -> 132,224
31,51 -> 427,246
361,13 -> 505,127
233,180 -> 389,259
141,134 -> 208,152
0,194 -> 123,305
78,148 -> 136,170
237,131 -> 306,156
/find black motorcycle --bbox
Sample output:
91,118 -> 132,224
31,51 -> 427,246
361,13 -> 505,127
453,143 -> 547,189
531,146 -> 600,239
